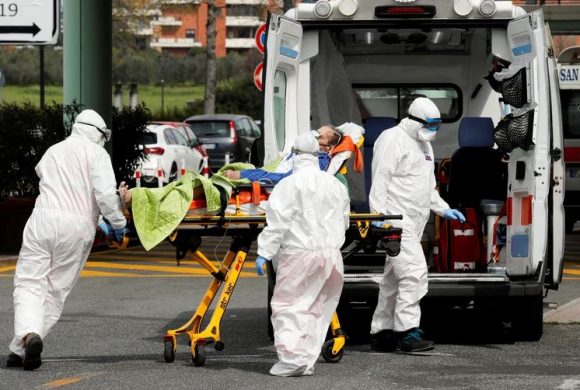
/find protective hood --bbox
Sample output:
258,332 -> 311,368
71,109 -> 109,147
293,153 -> 319,172
400,97 -> 441,141
293,132 -> 319,154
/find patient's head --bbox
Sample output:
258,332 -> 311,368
317,125 -> 342,152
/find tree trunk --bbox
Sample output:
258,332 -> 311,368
204,0 -> 219,114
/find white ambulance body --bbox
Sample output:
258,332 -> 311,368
261,0 -> 564,340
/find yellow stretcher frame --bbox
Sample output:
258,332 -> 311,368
162,212 -> 400,367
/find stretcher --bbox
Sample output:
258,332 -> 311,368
158,184 -> 403,367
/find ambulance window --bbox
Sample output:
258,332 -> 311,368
274,70 -> 287,151
561,90 -> 580,139
353,85 -> 461,122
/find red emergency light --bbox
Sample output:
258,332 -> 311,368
375,5 -> 436,18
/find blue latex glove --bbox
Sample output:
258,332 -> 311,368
372,220 -> 387,228
255,255 -> 268,277
98,221 -> 111,237
113,228 -> 126,242
443,209 -> 466,223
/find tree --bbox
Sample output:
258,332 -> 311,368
204,0 -> 220,114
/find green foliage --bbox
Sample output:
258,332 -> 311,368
0,102 -> 151,199
111,104 -> 151,183
0,102 -> 77,199
0,47 -> 63,85
215,76 -> 262,119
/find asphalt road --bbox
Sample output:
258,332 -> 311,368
0,237 -> 579,389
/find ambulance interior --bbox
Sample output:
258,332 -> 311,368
305,25 -> 534,276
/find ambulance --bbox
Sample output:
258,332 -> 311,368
557,46 -> 580,233
258,0 -> 565,341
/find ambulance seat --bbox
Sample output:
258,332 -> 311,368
358,116 -> 397,213
447,117 -> 507,209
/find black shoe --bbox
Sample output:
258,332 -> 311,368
397,328 -> 434,353
370,330 -> 398,352
23,333 -> 43,371
6,353 -> 23,368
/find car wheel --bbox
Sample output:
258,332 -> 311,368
169,163 -> 178,182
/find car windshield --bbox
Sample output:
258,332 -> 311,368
140,132 -> 158,145
188,121 -> 230,137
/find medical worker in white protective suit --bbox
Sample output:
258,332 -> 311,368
255,132 -> 350,377
6,109 -> 128,371
369,97 -> 465,353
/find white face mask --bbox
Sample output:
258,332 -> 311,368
97,136 -> 106,147
417,128 -> 437,142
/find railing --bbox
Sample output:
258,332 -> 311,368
150,37 -> 201,48
225,38 -> 255,49
225,16 -> 263,27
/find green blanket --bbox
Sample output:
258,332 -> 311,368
131,174 -> 194,251
131,163 -> 254,251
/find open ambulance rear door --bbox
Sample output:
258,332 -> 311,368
504,10 -> 564,290
263,14 -> 305,166
546,24 -> 565,290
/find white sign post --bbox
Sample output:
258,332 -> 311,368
0,0 -> 59,45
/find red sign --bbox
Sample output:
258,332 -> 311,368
254,62 -> 264,91
255,24 -> 266,53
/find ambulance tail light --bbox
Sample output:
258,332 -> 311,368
375,5 -> 436,18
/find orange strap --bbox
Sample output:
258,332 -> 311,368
330,135 -> 363,173
251,182 -> 261,205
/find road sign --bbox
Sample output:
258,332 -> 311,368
0,0 -> 59,45
255,24 -> 266,54
254,62 -> 263,91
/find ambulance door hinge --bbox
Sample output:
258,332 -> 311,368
551,147 -> 562,162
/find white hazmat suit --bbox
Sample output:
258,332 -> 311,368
369,98 -> 449,335
257,133 -> 350,377
9,109 -> 126,361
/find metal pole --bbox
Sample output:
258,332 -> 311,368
39,46 -> 45,108
161,79 -> 165,117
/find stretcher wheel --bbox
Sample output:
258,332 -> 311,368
214,341 -> 225,351
321,339 -> 343,363
192,345 -> 206,367
164,340 -> 175,363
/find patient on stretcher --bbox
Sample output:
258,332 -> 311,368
223,123 -> 364,185
124,123 -> 364,250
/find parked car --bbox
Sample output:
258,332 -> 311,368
138,123 -> 204,185
184,114 -> 261,171
153,121 -> 210,164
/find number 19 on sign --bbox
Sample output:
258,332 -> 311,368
0,2 -> 18,17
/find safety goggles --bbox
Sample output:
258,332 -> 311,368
408,115 -> 442,132
77,121 -> 112,141
291,147 -> 318,157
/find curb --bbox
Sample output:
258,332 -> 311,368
543,297 -> 580,324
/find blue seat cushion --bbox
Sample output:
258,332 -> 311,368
458,117 -> 495,148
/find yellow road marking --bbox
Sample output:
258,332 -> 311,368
81,270 -> 147,277
0,265 -> 16,273
85,261 -> 215,274
41,376 -> 82,388
563,268 -> 580,276
84,261 -> 257,277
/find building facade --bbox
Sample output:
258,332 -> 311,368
143,0 -> 283,57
